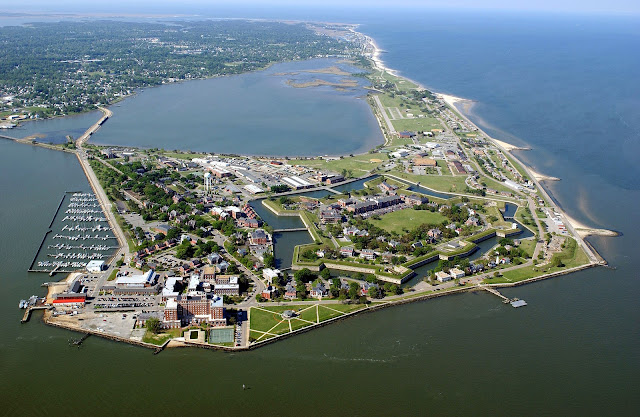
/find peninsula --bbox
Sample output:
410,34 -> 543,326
9,19 -> 612,352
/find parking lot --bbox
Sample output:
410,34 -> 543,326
79,312 -> 137,338
92,294 -> 160,310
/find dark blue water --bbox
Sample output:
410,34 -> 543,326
248,200 -> 304,230
88,58 -> 383,156
3,111 -> 101,143
502,203 -> 518,219
330,175 -> 378,193
407,184 -> 454,200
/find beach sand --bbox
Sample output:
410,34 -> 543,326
45,272 -> 80,304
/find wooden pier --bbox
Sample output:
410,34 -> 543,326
479,285 -> 527,307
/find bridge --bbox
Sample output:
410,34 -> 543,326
273,228 -> 308,233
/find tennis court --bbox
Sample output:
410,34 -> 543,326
209,327 -> 235,344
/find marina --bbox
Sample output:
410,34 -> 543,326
29,192 -> 117,273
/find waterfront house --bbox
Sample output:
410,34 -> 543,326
360,249 -> 376,260
435,271 -> 451,282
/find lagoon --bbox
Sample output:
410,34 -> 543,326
88,58 -> 384,156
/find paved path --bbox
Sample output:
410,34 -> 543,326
74,107 -> 129,266
373,95 -> 396,135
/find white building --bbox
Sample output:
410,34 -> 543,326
263,268 -> 281,284
435,271 -> 452,282
449,268 -> 465,279
503,179 -> 523,192
115,270 -> 156,288
162,276 -> 181,300
86,260 -> 106,273
244,184 -> 264,194
390,149 -> 410,159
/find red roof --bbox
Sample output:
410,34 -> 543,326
53,298 -> 86,304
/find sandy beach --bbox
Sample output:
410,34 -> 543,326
527,167 -> 560,182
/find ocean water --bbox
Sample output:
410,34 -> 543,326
0,9 -> 638,416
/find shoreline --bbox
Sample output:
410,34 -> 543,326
17,23 -> 614,352
356,31 -> 612,237
41,261 -> 599,352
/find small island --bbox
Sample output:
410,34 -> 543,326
8,20 -> 612,352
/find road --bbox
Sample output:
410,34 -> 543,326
74,107 -> 129,270
209,231 -> 266,308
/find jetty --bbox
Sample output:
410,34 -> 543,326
21,306 -> 49,323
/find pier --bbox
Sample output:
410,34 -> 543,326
21,306 -> 48,323
479,284 -> 527,307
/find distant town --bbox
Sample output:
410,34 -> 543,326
9,20 -> 608,351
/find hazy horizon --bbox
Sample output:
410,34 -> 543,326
5,0 -> 640,16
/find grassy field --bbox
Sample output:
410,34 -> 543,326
392,118 -> 442,133
317,305 -> 344,321
249,303 -> 368,342
487,241 -> 589,284
249,307 -> 284,333
107,268 -> 119,281
297,305 -> 319,323
370,209 -> 447,234
391,171 -> 468,193
490,266 -> 547,283
142,332 -> 172,345
291,153 -> 388,177
486,205 -> 513,229
518,239 -> 537,258
320,303 -> 367,313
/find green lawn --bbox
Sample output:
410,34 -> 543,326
392,117 -> 442,133
490,266 -> 547,283
249,330 -> 274,342
370,209 -> 447,234
142,331 -> 172,346
317,305 -> 344,321
553,238 -> 589,268
249,303 -> 368,341
390,172 -> 468,193
107,268 -> 119,281
518,239 -> 537,258
291,153 -> 388,177
320,303 -> 367,314
297,306 -> 319,323
486,205 -> 512,228
269,320 -> 291,336
249,308 -> 285,333
257,305 -> 301,313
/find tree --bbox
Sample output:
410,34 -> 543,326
296,279 -> 307,299
227,262 -> 239,274
320,268 -> 331,280
263,253 -> 275,268
294,268 -> 315,284
145,317 -> 161,334
176,242 -> 195,259
255,294 -> 263,302
348,282 -> 360,299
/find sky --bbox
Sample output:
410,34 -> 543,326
8,0 -> 640,15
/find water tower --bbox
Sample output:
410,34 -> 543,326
204,171 -> 213,194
